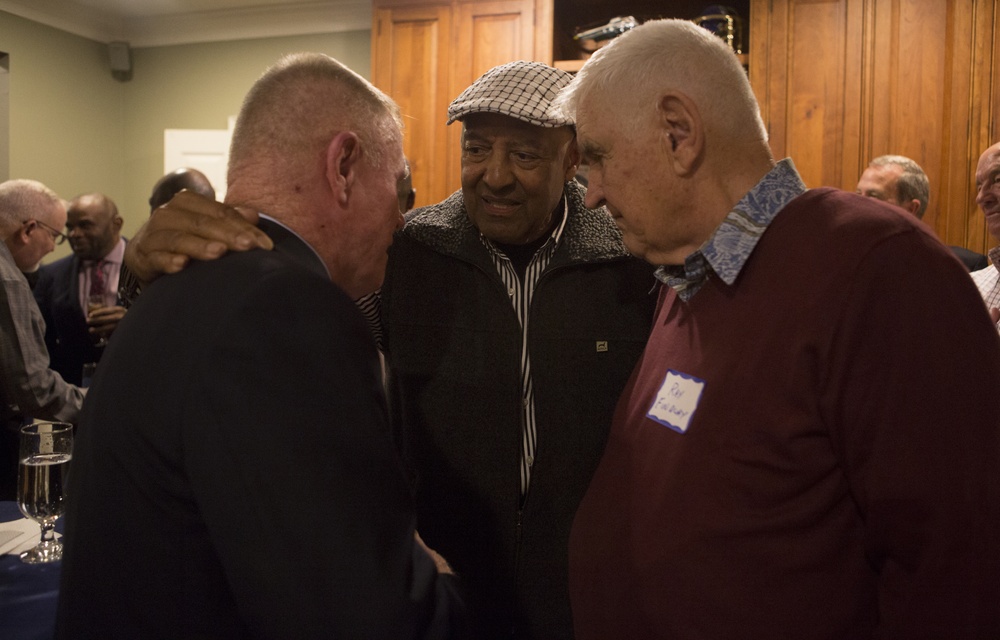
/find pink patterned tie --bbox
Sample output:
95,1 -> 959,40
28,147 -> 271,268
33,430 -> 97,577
89,260 -> 106,299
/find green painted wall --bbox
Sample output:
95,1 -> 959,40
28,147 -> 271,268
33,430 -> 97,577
0,11 -> 126,261
0,10 -> 371,262
123,31 -> 372,240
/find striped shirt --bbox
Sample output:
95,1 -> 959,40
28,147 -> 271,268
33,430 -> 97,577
356,199 -> 570,498
481,198 -> 569,499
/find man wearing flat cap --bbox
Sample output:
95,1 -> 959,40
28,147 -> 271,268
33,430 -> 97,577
120,60 -> 656,639
379,60 -> 655,639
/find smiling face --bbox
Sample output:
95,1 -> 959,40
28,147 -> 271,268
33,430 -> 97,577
975,143 -> 1000,242
67,194 -> 121,261
460,112 -> 577,245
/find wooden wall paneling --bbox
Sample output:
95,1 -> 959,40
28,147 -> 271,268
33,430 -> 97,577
936,0 -> 976,246
373,5 -> 453,208
777,0 -> 862,190
750,0 -> 996,254
750,0 -> 787,160
868,0 -> 943,229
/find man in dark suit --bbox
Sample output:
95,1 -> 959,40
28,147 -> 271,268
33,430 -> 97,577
55,53 -> 464,639
33,193 -> 127,385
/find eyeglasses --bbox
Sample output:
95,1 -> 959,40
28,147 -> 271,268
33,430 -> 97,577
27,219 -> 69,245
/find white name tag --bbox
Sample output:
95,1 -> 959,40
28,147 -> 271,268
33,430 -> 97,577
646,369 -> 706,434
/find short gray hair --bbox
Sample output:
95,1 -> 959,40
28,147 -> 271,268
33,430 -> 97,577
554,19 -> 766,144
870,155 -> 930,219
228,53 -> 402,181
0,179 -> 61,234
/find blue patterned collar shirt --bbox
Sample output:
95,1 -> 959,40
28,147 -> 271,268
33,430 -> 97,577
656,158 -> 807,301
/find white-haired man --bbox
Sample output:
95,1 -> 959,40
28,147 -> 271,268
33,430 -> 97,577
555,19 -> 1000,639
0,179 -> 84,500
55,53 -> 464,639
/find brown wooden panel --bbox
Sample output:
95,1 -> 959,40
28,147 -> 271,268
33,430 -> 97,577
373,5 -> 453,208
783,0 -> 855,189
449,0 -> 539,196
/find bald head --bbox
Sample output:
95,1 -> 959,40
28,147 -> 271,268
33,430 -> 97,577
223,52 -> 406,299
227,52 -> 402,188
149,168 -> 215,212
555,19 -> 766,149
553,19 -> 775,266
66,193 -> 122,261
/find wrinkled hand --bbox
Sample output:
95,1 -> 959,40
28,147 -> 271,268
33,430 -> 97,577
124,190 -> 273,284
415,531 -> 453,575
87,305 -> 126,338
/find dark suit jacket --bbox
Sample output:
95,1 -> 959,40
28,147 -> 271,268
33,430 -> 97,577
55,219 -> 465,639
33,249 -> 125,385
950,245 -> 989,272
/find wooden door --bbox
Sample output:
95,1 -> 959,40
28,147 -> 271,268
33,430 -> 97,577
750,0 -> 1000,253
373,4 -> 453,208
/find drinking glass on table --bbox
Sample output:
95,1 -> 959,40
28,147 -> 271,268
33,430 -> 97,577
87,293 -> 111,347
17,422 -> 73,564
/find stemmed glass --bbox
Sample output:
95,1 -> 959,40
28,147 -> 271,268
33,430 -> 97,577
17,422 -> 73,564
87,293 -> 110,348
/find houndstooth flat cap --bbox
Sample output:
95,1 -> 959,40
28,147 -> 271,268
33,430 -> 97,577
447,60 -> 575,128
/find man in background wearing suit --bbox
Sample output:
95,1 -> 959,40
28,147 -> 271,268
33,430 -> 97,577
33,193 -> 126,385
56,53 -> 464,639
856,154 -> 988,271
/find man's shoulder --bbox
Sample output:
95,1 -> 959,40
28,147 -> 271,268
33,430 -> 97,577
40,254 -> 76,271
36,255 -> 77,287
776,187 -> 931,246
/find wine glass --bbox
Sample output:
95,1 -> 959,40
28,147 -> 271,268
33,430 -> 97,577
87,293 -> 110,348
17,422 -> 73,564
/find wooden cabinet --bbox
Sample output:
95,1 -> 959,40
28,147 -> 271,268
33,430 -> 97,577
750,0 -> 1000,253
373,0 -> 999,255
372,0 -> 737,206
373,0 -> 549,206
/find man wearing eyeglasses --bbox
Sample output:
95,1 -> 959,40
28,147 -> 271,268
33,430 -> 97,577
34,193 -> 127,385
0,178 -> 85,500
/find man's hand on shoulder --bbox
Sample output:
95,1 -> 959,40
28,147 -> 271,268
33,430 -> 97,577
125,190 -> 274,284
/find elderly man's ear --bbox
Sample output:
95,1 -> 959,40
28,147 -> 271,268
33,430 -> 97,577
563,140 -> 581,181
326,131 -> 362,207
657,93 -> 702,176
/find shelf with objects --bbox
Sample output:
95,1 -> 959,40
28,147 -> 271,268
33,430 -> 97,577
552,1 -> 750,72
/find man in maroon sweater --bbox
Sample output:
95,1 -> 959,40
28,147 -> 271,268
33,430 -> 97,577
554,18 -> 1000,640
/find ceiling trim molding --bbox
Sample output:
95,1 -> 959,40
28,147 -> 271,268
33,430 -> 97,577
0,1 -> 372,47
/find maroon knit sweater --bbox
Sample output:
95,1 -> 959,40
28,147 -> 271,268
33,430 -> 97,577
570,188 -> 1000,639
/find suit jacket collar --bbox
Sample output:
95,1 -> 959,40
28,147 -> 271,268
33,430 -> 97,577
257,215 -> 329,280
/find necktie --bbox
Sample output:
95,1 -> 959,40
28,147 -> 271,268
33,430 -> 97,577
89,260 -> 106,299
